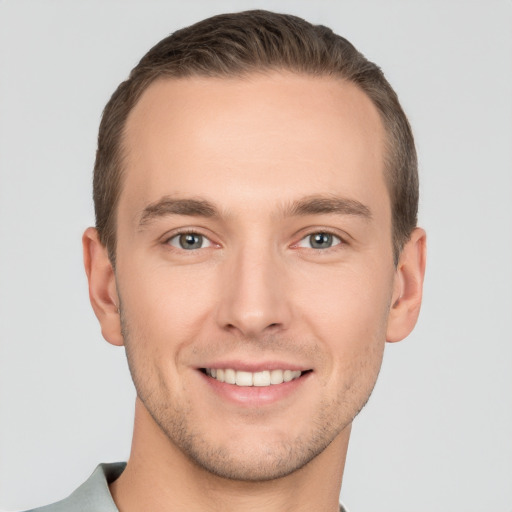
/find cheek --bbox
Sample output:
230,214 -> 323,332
120,260 -> 216,326
117,263 -> 216,397
293,260 -> 393,364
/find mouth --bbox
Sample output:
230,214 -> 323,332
200,368 -> 311,387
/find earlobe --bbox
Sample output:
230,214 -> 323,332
386,228 -> 427,343
82,227 -> 124,346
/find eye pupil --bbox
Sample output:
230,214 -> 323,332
310,233 -> 332,249
179,233 -> 202,249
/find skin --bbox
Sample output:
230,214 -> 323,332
83,72 -> 426,512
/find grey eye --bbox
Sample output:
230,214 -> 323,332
168,233 -> 212,250
297,232 -> 341,249
310,233 -> 333,248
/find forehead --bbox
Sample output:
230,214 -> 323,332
121,72 -> 388,219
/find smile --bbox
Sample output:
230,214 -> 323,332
203,368 -> 305,387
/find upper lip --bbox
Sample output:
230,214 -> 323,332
198,360 -> 311,372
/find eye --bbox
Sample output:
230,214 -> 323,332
167,232 -> 212,250
297,232 -> 342,249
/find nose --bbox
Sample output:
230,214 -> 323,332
215,244 -> 292,338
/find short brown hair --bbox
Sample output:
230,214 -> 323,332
94,10 -> 418,266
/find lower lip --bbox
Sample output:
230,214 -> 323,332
199,370 -> 311,407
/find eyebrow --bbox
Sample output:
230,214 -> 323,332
139,197 -> 218,227
138,194 -> 372,228
287,195 -> 372,220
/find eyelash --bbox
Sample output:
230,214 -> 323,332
163,228 -> 346,252
164,229 -> 214,251
294,230 -> 344,251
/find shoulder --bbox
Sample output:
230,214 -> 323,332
23,462 -> 126,512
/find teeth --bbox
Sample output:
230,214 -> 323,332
235,371 -> 253,386
270,369 -> 284,385
283,369 -> 293,382
205,368 -> 303,386
224,368 -> 236,384
253,370 -> 270,387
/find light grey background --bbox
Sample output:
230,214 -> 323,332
1,1 -> 511,511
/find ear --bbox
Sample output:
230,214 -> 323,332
386,227 -> 427,343
82,227 -> 124,346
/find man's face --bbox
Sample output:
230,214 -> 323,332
114,72 -> 396,480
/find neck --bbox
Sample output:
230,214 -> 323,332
110,399 -> 349,512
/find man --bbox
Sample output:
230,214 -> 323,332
29,9 -> 426,512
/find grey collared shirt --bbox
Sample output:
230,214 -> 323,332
26,463 -> 125,512
26,462 -> 350,512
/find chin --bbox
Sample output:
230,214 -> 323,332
169,431 -> 329,482
142,393 -> 350,482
